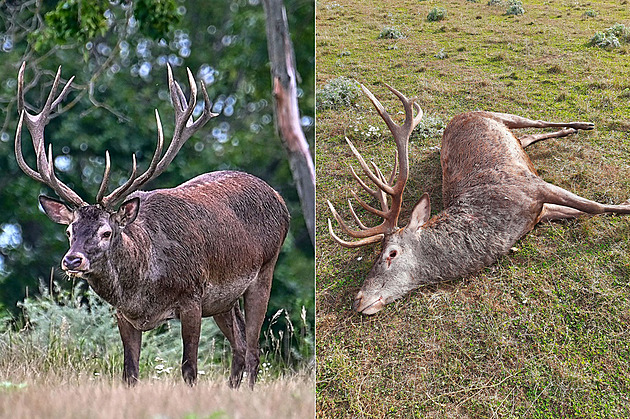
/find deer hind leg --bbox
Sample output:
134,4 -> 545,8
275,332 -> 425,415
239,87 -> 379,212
537,203 -> 587,223
540,182 -> 630,216
243,257 -> 277,389
214,305 -> 247,388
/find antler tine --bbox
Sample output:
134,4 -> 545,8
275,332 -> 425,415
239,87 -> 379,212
44,144 -> 86,207
96,150 -> 112,204
327,200 -> 390,239
100,65 -> 216,209
15,63 -> 86,208
345,137 -> 394,195
347,200 -> 370,230
327,219 -> 384,248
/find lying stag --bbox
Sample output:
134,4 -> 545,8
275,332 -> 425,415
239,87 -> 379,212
328,83 -> 630,315
15,62 -> 289,388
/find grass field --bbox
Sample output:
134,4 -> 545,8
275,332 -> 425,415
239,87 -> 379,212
316,0 -> 630,417
0,374 -> 314,418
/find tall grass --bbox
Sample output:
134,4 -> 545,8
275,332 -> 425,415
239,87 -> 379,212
0,280 -> 313,384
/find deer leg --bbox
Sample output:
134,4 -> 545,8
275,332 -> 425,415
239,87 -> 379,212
116,311 -> 142,386
486,112 -> 594,131
540,182 -> 630,215
243,259 -> 276,389
214,305 -> 247,389
537,203 -> 587,223
519,128 -> 578,148
180,304 -> 202,386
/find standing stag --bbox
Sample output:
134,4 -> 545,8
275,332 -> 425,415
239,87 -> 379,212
14,62 -> 289,388
328,83 -> 630,315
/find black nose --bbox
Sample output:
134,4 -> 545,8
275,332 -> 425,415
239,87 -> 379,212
63,254 -> 84,270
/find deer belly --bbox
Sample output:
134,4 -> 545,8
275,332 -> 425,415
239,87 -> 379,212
120,309 -> 177,332
200,272 -> 257,316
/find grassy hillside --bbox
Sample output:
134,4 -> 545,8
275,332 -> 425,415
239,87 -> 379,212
316,0 -> 630,417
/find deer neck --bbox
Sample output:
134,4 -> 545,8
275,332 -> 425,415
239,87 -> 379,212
412,197 -> 529,283
87,224 -> 150,307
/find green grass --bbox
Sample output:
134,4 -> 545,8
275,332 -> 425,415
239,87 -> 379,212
316,0 -> 630,417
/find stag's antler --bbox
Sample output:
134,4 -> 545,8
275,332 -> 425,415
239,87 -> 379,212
14,62 -> 217,210
327,83 -> 423,248
99,64 -> 217,209
15,62 -> 87,207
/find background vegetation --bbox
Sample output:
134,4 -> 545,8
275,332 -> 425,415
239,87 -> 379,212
0,0 -> 314,400
317,0 -> 630,417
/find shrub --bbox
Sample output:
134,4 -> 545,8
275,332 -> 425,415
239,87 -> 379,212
316,77 -> 361,110
427,7 -> 447,22
410,114 -> 447,143
378,26 -> 404,39
583,9 -> 598,18
487,0 -> 503,6
435,48 -> 448,59
590,24 -> 630,49
505,0 -> 525,15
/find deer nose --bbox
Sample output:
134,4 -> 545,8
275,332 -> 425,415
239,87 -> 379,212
62,253 -> 85,271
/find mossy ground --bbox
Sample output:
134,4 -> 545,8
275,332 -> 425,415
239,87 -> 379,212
316,0 -> 630,417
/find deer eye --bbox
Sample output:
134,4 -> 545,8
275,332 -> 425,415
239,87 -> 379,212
101,231 -> 112,239
389,250 -> 398,258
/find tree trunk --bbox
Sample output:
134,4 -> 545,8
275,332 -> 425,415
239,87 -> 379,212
262,0 -> 315,245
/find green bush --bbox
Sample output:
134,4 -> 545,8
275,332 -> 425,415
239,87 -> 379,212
590,23 -> 630,48
316,77 -> 362,110
378,26 -> 404,39
427,7 -> 447,22
505,0 -> 525,15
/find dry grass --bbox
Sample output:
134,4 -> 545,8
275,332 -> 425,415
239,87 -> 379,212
0,373 -> 314,419
317,0 -> 630,417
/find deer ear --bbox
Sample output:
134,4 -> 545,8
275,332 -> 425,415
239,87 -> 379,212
113,197 -> 140,227
39,195 -> 74,225
406,193 -> 431,231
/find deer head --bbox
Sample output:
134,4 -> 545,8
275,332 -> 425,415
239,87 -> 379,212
327,83 -> 424,314
15,62 -> 217,278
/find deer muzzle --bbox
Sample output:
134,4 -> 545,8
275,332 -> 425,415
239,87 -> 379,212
353,291 -> 386,315
62,252 -> 89,275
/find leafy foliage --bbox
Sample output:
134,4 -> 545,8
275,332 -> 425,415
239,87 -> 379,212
0,281 -> 312,379
505,0 -> 524,15
316,76 -> 361,110
427,7 -> 447,22
377,26 -> 404,39
590,23 -> 630,48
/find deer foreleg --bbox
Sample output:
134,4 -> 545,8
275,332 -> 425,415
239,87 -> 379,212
518,128 -> 578,148
180,304 -> 202,386
116,311 -> 142,386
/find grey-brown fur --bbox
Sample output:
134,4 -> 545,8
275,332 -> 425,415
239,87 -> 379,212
40,171 -> 289,388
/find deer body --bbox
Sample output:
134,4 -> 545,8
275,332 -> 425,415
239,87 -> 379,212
328,84 -> 630,315
72,171 -> 288,330
15,63 -> 289,388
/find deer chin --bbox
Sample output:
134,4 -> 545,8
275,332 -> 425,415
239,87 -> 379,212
353,291 -> 388,315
